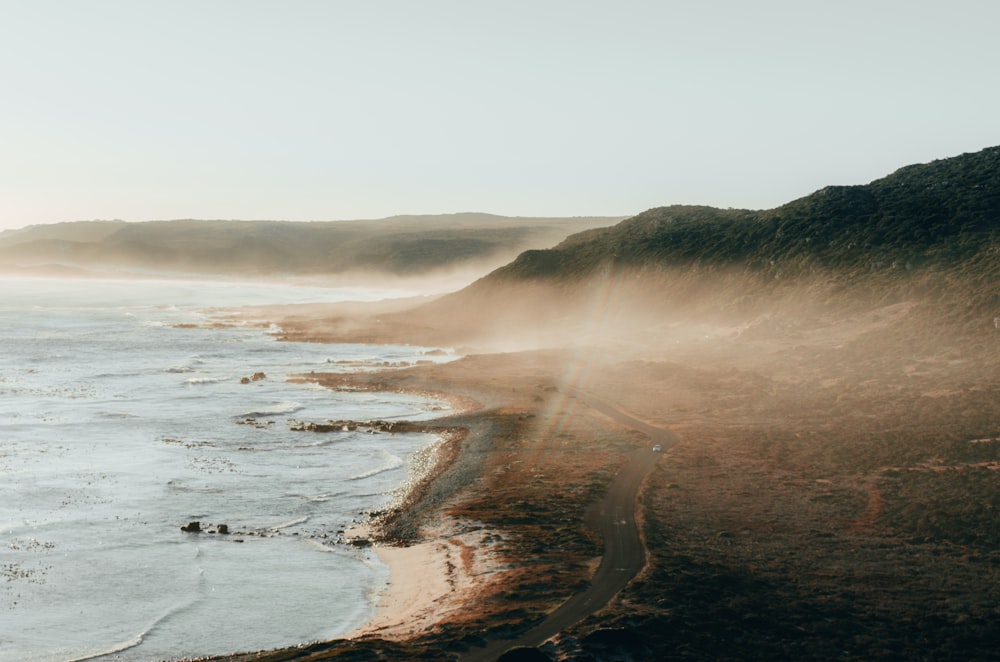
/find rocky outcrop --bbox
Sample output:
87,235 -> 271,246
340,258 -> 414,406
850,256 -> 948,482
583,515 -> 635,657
240,372 -> 267,384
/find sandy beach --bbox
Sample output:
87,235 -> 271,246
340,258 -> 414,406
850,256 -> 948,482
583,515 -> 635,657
347,515 -> 506,640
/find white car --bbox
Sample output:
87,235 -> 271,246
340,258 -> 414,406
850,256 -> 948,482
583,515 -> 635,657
652,444 -> 662,452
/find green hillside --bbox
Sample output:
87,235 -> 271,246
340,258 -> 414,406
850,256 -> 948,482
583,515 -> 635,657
501,146 -> 999,275
437,146 -> 999,335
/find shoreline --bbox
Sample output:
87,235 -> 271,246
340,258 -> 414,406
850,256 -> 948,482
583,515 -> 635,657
298,373 -> 505,641
346,513 -> 506,641
224,342 -> 631,660
247,348 -> 637,660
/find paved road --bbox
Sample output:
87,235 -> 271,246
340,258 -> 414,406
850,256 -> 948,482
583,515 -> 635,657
461,391 -> 679,661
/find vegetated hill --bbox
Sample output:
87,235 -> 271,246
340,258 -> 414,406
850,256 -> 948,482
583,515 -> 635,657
0,213 -> 623,280
425,146 -> 1000,338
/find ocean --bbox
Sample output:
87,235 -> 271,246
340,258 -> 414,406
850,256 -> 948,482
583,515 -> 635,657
0,277 -> 456,661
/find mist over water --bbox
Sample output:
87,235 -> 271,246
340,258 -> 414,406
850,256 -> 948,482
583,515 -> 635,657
0,277 -> 455,661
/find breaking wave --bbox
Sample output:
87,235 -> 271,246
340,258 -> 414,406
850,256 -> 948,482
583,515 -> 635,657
185,376 -> 228,385
348,451 -> 404,481
237,401 -> 305,418
68,594 -> 200,661
271,515 -> 310,531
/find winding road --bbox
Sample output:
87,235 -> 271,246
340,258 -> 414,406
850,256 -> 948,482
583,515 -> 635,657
461,390 -> 679,661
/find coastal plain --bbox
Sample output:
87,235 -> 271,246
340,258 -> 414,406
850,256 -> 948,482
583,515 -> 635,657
219,288 -> 999,660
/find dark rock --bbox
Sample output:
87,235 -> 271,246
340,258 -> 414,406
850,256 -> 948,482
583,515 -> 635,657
582,627 -> 643,648
497,646 -> 551,661
181,521 -> 201,533
216,524 -> 229,534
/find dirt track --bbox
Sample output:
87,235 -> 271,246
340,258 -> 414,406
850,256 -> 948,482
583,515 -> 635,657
460,390 -> 677,660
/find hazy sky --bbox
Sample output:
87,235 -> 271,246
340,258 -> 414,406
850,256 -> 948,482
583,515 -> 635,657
2,1 -> 998,230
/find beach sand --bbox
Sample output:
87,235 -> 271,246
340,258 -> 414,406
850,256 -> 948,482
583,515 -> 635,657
348,515 -> 505,640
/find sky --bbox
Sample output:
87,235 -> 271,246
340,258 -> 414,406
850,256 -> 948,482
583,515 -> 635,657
1,1 -> 998,231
